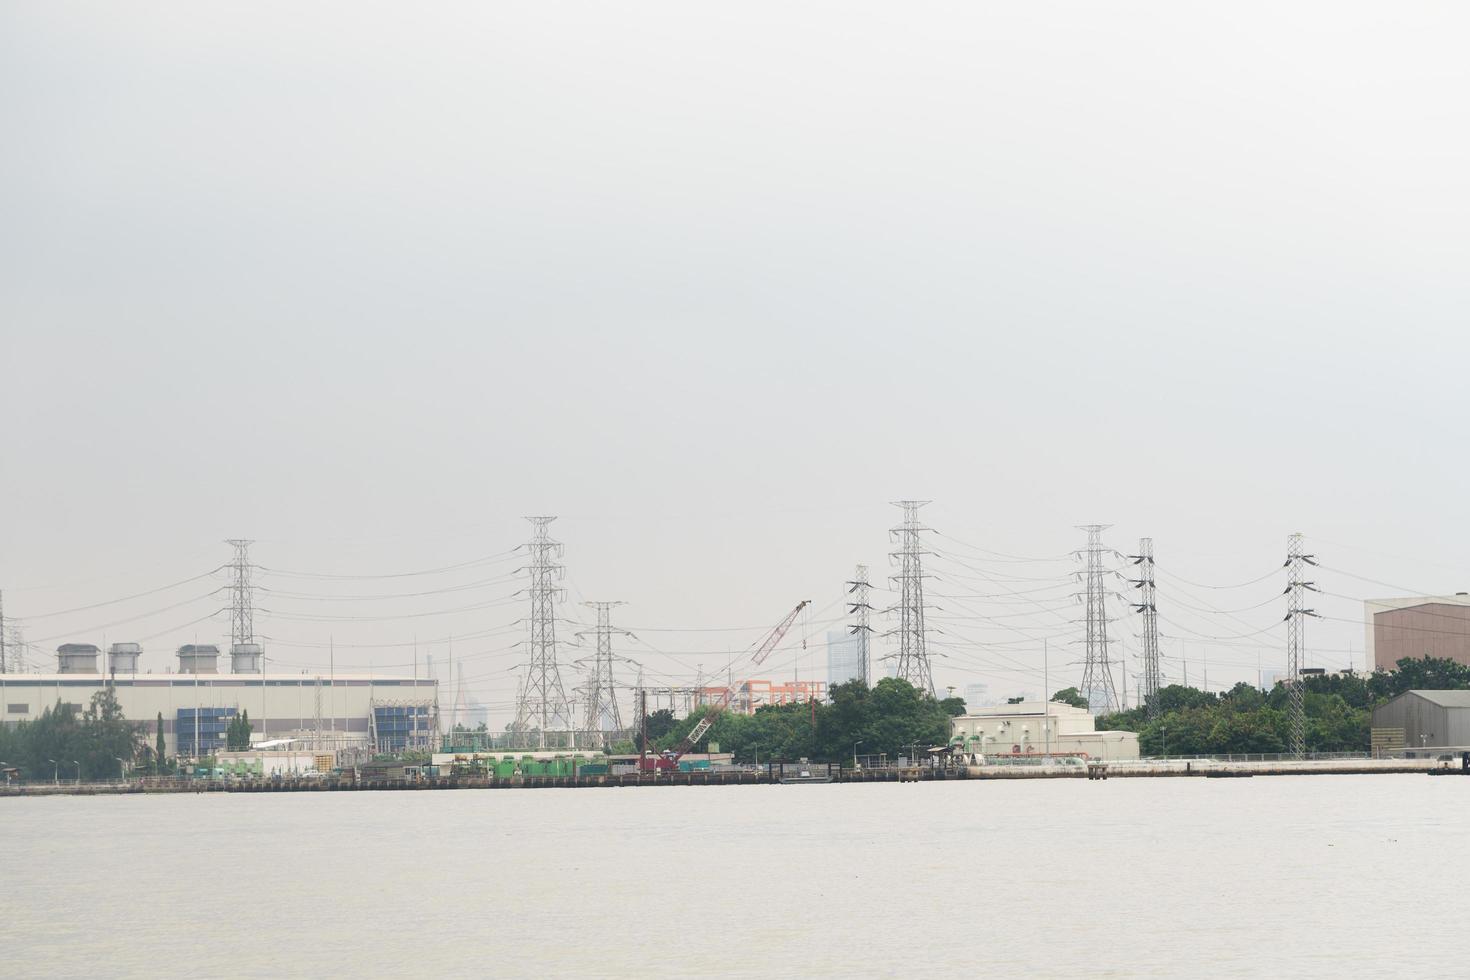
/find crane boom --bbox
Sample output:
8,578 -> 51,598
751,599 -> 810,666
642,599 -> 810,769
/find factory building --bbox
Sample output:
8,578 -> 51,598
950,701 -> 1140,761
1364,596 -> 1470,670
1370,690 -> 1470,753
0,643 -> 438,757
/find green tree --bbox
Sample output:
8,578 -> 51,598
79,688 -> 143,780
646,677 -> 954,764
642,708 -> 676,744
18,701 -> 84,781
938,696 -> 968,717
1154,684 -> 1217,713
1051,687 -> 1089,710
1368,657 -> 1470,700
225,710 -> 253,751
155,712 -> 167,774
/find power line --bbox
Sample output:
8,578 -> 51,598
255,570 -> 521,602
257,549 -> 520,581
12,566 -> 228,621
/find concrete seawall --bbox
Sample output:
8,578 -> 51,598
1,757 -> 1454,796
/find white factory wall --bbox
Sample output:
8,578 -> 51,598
951,701 -> 1140,761
0,674 -> 437,756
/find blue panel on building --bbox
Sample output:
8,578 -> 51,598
176,706 -> 237,757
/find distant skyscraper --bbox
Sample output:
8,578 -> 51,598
463,696 -> 491,731
827,630 -> 865,688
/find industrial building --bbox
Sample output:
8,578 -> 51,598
950,701 -> 1140,761
1364,596 -> 1470,670
0,642 -> 438,757
691,678 -> 827,714
1371,690 -> 1470,753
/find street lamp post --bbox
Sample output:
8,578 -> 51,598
73,761 -> 82,785
115,757 -> 128,783
853,741 -> 863,770
48,759 -> 58,785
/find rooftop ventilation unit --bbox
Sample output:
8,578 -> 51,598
57,643 -> 101,674
107,642 -> 142,674
176,644 -> 221,674
230,643 -> 263,674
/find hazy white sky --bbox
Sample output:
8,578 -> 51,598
3,3 -> 1468,721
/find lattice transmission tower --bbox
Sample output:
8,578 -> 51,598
1284,532 -> 1317,759
889,501 -> 935,697
509,671 -> 532,749
523,516 -> 572,749
577,601 -> 629,748
1130,537 -> 1162,718
1078,524 -> 1120,714
846,564 -> 873,686
226,539 -> 254,646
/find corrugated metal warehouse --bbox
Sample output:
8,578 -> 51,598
1371,690 -> 1470,751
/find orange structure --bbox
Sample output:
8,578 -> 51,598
693,680 -> 828,715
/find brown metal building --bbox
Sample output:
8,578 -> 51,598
1372,601 -> 1470,670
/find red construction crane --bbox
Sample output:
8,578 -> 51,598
639,599 -> 810,771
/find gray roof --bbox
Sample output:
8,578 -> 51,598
1403,690 -> 1470,708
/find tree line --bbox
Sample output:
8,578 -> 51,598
630,677 -> 965,764
0,689 -> 145,782
1094,656 -> 1470,755
0,690 -> 259,782
625,656 -> 1470,762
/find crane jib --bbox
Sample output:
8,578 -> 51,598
749,599 -> 811,666
686,718 -> 714,745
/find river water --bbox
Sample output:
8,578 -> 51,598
6,775 -> 1465,977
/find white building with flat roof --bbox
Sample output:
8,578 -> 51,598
0,672 -> 438,757
950,700 -> 1139,761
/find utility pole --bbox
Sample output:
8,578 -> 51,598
577,601 -> 629,749
1078,524 -> 1119,714
889,500 -> 935,697
1044,638 -> 1050,756
638,686 -> 648,759
455,663 -> 467,741
523,516 -> 572,749
314,674 -> 324,751
1129,537 -> 1162,719
846,564 -> 874,686
1285,532 -> 1318,759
